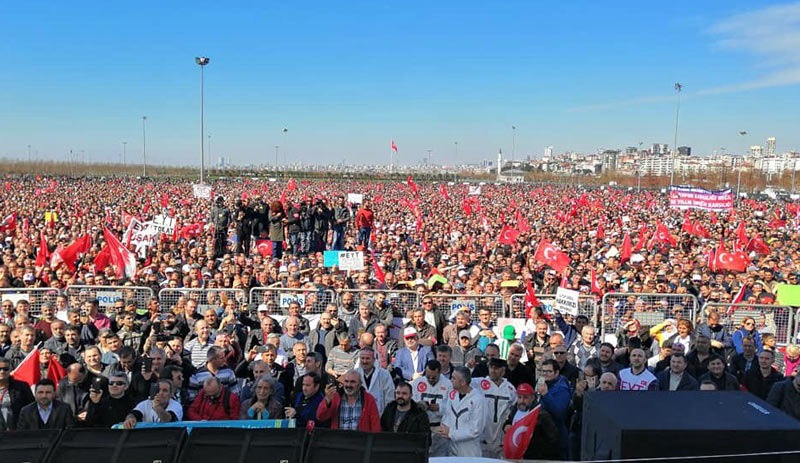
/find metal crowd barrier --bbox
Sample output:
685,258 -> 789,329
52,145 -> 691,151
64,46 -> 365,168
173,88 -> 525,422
65,285 -> 154,314
249,286 -> 336,315
0,287 -> 62,317
159,288 -> 246,315
600,292 -> 700,338
702,302 -> 795,346
339,289 -> 420,318
426,293 -> 508,320
508,293 -> 598,323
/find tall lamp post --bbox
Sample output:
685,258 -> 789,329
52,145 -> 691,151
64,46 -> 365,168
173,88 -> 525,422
511,125 -> 516,164
738,131 -> 748,196
122,141 -> 127,167
274,145 -> 279,175
27,145 -> 31,163
670,83 -> 682,186
142,116 -> 148,177
195,56 -> 210,184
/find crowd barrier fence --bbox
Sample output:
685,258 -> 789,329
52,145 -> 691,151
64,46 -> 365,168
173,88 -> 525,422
702,302 -> 795,346
600,292 -> 700,339
0,287 -> 62,317
64,285 -> 154,315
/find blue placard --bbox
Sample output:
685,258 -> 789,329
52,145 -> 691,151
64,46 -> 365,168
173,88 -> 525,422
323,251 -> 340,267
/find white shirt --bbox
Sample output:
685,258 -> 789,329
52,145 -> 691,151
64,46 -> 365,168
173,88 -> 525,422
471,377 -> 517,449
619,367 -> 658,391
133,398 -> 184,423
38,403 -> 53,424
412,374 -> 453,425
442,387 -> 487,457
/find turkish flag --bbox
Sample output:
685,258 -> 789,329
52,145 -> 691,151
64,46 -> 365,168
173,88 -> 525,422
159,193 -> 169,208
103,227 -> 137,279
461,200 -> 473,215
620,232 -> 632,263
503,404 -> 541,459
121,210 -> 135,229
256,239 -> 273,258
369,250 -> 385,284
391,139 -> 398,152
438,183 -> 449,200
287,178 -> 297,191
534,239 -> 571,272
727,285 -> 747,315
524,279 -> 541,319
47,358 -> 67,387
746,235 -> 770,255
590,268 -> 602,296
517,215 -> 530,233
735,222 -> 748,248
94,245 -> 111,272
714,245 -> 749,273
0,212 -> 17,232
35,232 -> 50,269
58,234 -> 92,272
681,218 -> 694,234
498,225 -> 520,245
596,222 -> 605,240
11,347 -> 41,387
691,222 -> 711,239
652,223 -> 677,248
407,176 -> 419,197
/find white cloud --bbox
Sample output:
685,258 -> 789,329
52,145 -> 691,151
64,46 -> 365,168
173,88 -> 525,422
700,2 -> 800,94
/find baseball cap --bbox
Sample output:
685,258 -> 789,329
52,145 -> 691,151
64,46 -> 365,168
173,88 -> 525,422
257,304 -> 269,312
488,357 -> 507,368
403,327 -> 418,338
517,383 -> 535,396
458,329 -> 471,339
165,267 -> 176,273
502,325 -> 516,341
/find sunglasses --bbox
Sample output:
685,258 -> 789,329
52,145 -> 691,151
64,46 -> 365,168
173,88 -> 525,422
0,366 -> 10,371
108,381 -> 126,386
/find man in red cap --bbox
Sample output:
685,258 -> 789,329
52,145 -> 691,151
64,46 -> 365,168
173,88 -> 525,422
502,383 -> 559,460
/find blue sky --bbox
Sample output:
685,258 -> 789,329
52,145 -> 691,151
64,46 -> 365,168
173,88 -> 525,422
1,1 -> 799,167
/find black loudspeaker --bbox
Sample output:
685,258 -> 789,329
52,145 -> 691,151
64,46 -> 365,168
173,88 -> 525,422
0,430 -> 62,463
582,391 -> 800,462
47,428 -> 185,463
304,429 -> 429,463
177,427 -> 306,463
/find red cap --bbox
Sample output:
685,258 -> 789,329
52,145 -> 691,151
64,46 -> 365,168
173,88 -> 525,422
517,383 -> 535,396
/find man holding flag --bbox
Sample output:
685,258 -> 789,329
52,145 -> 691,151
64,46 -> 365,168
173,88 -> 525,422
0,357 -> 35,430
503,383 -> 559,460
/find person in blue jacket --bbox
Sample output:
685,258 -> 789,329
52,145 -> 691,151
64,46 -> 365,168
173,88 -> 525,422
732,316 -> 763,355
393,328 -> 434,381
537,359 -> 572,459
285,372 -> 325,428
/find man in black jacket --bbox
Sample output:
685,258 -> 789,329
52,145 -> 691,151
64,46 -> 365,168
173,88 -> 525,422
0,357 -> 35,429
380,382 -> 430,434
84,374 -> 137,428
17,378 -> 76,430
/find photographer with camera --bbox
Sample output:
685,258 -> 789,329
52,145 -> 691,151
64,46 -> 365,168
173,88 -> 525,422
84,374 -> 136,427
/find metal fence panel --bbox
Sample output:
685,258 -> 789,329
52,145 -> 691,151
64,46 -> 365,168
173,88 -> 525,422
158,288 -> 246,315
509,293 -> 598,324
339,289 -> 420,318
702,303 -> 795,346
249,287 -> 337,316
426,293 -> 507,320
65,285 -> 154,314
600,293 -> 700,338
0,288 -> 62,317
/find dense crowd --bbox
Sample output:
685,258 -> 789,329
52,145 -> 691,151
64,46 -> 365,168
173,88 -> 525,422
1,175 -> 800,460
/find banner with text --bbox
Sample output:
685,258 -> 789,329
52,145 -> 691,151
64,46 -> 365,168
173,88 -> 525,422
668,186 -> 734,211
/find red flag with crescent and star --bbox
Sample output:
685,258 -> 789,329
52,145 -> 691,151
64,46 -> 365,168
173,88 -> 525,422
533,239 -> 571,272
503,404 -> 542,459
498,225 -> 520,245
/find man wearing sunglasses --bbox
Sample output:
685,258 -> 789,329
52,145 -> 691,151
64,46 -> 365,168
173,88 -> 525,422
84,374 -> 136,428
0,357 -> 34,430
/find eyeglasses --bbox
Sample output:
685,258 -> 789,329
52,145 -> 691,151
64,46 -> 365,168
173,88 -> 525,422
0,366 -> 11,371
422,301 -> 432,305
553,351 -> 567,355
108,381 -> 126,386
542,370 -> 555,374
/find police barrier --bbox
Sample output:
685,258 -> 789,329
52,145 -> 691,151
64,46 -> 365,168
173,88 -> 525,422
64,285 -> 154,315
509,293 -> 598,322
339,289 -> 420,318
600,292 -> 700,339
158,288 -> 246,315
0,287 -> 62,317
702,302 -> 795,347
426,293 -> 508,320
248,286 -> 336,315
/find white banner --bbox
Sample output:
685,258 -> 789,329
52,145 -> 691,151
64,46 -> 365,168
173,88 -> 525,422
151,214 -> 176,235
124,218 -> 158,254
468,185 -> 482,196
554,287 -> 580,315
347,193 -> 363,205
192,184 -> 212,199
668,186 -> 734,211
337,251 -> 364,271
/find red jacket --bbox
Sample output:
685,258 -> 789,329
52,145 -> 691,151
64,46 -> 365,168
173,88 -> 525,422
354,208 -> 374,229
187,388 -> 241,421
316,388 -> 381,432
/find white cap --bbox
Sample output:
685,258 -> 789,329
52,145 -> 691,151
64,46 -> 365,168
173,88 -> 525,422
165,267 -> 176,273
403,327 -> 418,338
257,304 -> 269,312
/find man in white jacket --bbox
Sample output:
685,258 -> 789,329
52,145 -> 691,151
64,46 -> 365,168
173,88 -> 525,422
356,347 -> 395,415
436,366 -> 487,457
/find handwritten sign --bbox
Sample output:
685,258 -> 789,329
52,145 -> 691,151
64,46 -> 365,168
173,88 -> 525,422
554,287 -> 579,315
337,251 -> 364,271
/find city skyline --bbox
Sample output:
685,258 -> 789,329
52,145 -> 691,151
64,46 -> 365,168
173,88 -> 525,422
1,1 -> 799,166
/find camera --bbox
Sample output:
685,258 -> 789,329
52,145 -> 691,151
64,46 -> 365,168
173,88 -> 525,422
155,334 -> 170,343
152,321 -> 162,333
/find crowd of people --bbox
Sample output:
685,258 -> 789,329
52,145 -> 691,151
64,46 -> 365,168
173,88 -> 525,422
1,175 -> 800,459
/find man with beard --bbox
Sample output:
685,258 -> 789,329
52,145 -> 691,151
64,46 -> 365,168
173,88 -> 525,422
503,383 -> 559,460
17,379 -> 76,430
380,381 -> 430,433
316,369 -> 380,431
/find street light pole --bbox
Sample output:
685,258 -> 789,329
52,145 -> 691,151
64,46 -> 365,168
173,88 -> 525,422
670,83 -> 682,186
122,141 -> 127,167
142,116 -> 147,177
274,145 -> 279,175
196,56 -> 210,184
427,149 -> 432,165
208,135 -> 212,170
511,125 -> 516,164
27,145 -> 31,163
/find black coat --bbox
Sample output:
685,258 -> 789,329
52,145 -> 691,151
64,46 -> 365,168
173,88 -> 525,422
84,394 -> 137,428
1,378 -> 35,429
16,400 -> 76,430
656,371 -> 699,391
503,404 -> 560,460
380,400 -> 430,435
